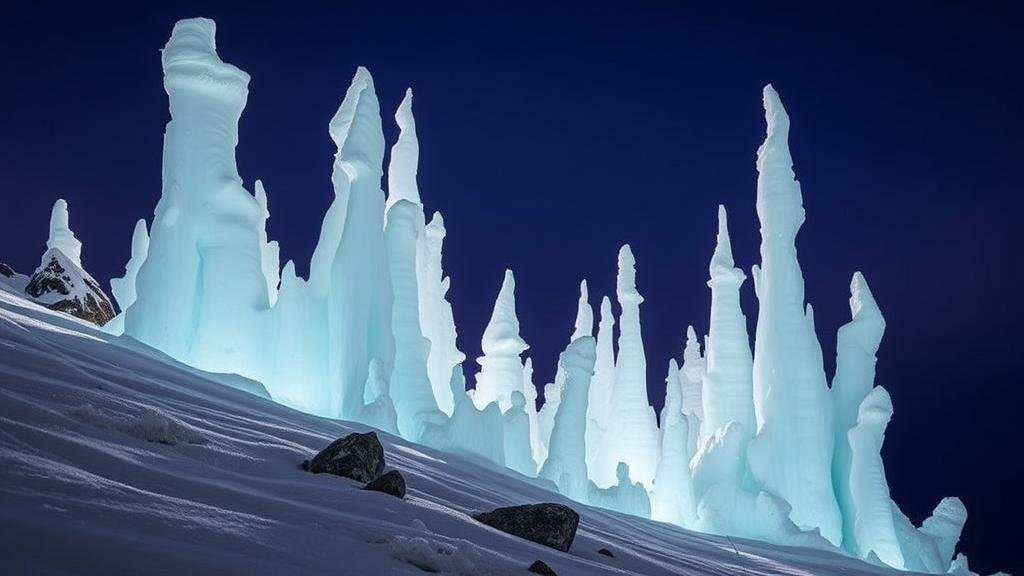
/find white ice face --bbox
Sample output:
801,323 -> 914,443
114,19 -> 977,573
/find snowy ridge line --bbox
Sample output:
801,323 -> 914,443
2,15 -> 1004,574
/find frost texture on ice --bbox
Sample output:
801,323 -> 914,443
108,19 -> 988,573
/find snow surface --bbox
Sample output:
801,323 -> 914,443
0,289 -> 924,575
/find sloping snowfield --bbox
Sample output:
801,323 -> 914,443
0,291 -> 915,575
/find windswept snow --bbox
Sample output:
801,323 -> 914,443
0,290 -> 917,575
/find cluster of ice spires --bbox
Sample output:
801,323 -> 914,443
103,17 -> 990,574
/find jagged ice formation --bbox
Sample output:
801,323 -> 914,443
107,18 -> 990,574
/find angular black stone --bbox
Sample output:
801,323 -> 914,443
363,469 -> 406,498
473,503 -> 579,552
306,431 -> 385,483
597,547 -> 614,558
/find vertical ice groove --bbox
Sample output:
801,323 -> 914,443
748,85 -> 842,545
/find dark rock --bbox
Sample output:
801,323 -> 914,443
473,503 -> 579,552
0,262 -> 14,277
597,547 -> 614,558
301,459 -> 310,471
363,469 -> 406,498
306,431 -> 385,483
528,560 -> 557,576
25,253 -> 116,326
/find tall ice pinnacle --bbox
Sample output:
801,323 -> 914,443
585,295 -> 616,472
46,199 -> 82,268
418,212 -> 464,415
127,17 -> 268,375
474,270 -> 529,412
326,66 -> 395,420
572,280 -> 594,340
747,85 -> 842,545
680,326 -> 705,423
701,205 -> 754,443
593,245 -> 660,488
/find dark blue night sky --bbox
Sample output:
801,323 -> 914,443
1,2 -> 1020,572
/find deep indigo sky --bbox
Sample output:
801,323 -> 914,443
1,2 -> 1021,572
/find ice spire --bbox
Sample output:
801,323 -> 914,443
418,212 -> 464,416
652,359 -> 698,527
585,295 -> 616,471
747,85 -> 842,545
680,326 -> 705,423
593,245 -> 660,488
45,199 -> 82,268
832,272 -> 888,551
847,386 -> 903,568
127,17 -> 268,376
255,180 -> 281,307
701,205 -> 754,443
325,67 -> 395,421
387,88 -> 421,210
539,336 -> 597,501
571,280 -> 593,340
474,270 -> 529,412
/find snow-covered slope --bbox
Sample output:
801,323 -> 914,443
0,290 -> 918,575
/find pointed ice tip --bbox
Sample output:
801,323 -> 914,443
579,279 -> 588,296
762,83 -> 790,135
600,295 -> 612,313
502,268 -> 515,287
618,244 -> 634,262
686,325 -> 697,342
849,271 -> 882,321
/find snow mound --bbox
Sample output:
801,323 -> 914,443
389,535 -> 500,575
69,403 -> 206,445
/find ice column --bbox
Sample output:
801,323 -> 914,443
126,18 -> 268,378
747,85 -> 841,545
585,295 -> 616,472
680,326 -> 705,422
593,245 -> 660,488
540,336 -> 597,501
385,199 -> 445,441
831,272 -> 887,550
701,205 -> 754,443
419,212 -> 464,416
105,219 -> 150,335
847,386 -> 903,568
473,270 -> 528,412
651,359 -> 698,527
46,199 -> 83,268
326,67 -> 395,420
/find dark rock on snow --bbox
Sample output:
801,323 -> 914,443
25,252 -> 116,326
0,262 -> 14,277
597,547 -> 614,558
528,559 -> 557,575
363,469 -> 406,498
306,431 -> 385,483
473,503 -> 580,553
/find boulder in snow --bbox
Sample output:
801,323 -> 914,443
473,503 -> 579,552
304,431 -> 385,483
363,469 -> 406,498
528,559 -> 557,575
